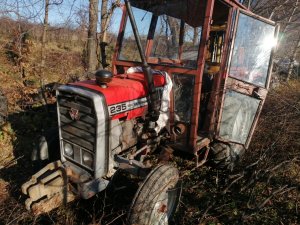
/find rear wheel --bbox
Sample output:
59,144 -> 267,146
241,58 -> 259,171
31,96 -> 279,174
128,164 -> 181,225
210,142 -> 245,171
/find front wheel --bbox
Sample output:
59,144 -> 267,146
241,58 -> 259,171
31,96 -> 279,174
128,164 -> 181,225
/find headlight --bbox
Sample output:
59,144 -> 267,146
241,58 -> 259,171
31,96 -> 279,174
64,143 -> 74,157
82,151 -> 93,168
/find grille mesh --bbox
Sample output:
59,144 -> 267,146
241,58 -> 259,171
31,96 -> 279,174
58,91 -> 96,169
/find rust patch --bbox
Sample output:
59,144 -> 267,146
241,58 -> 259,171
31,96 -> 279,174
31,191 -> 75,215
158,146 -> 174,163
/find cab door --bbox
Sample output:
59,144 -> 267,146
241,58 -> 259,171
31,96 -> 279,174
217,11 -> 278,148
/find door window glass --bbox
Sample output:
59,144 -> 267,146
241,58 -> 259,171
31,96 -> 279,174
219,90 -> 260,144
229,13 -> 276,87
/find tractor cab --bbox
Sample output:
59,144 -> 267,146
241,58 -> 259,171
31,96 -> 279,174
112,0 -> 278,158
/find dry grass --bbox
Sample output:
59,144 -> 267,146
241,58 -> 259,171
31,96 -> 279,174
175,80 -> 300,225
250,80 -> 300,158
0,37 -> 89,224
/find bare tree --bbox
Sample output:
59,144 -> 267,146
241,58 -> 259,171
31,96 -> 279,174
193,27 -> 199,45
0,0 -> 42,81
100,0 -> 108,44
248,0 -> 300,81
41,0 -> 49,72
99,0 -> 120,68
74,7 -> 88,45
40,0 -> 63,78
99,0 -> 120,43
87,0 -> 99,72
287,34 -> 300,80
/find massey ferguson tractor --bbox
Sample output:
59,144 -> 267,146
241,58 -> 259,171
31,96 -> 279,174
21,0 -> 278,224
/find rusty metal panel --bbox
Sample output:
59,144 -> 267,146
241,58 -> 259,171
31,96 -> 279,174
207,7 -> 236,138
189,0 -> 215,150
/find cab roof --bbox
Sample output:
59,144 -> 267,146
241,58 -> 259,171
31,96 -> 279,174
130,0 -> 247,27
131,0 -> 205,27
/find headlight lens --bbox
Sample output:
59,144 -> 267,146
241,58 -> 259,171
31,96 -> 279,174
82,151 -> 93,168
64,143 -> 74,157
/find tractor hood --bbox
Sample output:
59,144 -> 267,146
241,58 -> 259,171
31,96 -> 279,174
71,72 -> 166,120
72,73 -> 165,106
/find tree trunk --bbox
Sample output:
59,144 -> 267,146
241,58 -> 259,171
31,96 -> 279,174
41,0 -> 49,72
193,27 -> 199,45
287,35 -> 300,81
278,0 -> 299,46
247,0 -> 251,9
40,0 -> 49,109
99,0 -> 120,68
87,0 -> 99,72
100,0 -> 108,44
166,16 -> 180,58
99,0 -> 108,68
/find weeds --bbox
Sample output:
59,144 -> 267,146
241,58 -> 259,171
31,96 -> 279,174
175,81 -> 300,225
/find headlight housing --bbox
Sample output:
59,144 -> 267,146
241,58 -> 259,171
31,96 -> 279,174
82,151 -> 93,168
64,143 -> 74,157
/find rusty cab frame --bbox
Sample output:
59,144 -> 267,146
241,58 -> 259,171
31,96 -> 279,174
111,0 -> 278,165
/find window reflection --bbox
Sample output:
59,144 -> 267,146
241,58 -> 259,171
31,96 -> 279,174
150,16 -> 202,68
182,25 -> 202,68
119,7 -> 152,62
151,15 -> 180,59
229,13 -> 275,87
219,91 -> 260,144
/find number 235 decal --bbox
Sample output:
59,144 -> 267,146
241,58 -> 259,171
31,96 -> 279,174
108,97 -> 148,116
109,103 -> 126,114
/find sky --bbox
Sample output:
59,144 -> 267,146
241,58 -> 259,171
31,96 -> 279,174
0,0 -> 123,34
48,0 -> 123,34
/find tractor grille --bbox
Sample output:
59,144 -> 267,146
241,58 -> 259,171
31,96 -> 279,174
58,91 -> 96,151
57,91 -> 97,170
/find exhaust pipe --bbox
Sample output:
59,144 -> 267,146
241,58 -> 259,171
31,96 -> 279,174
124,0 -> 160,121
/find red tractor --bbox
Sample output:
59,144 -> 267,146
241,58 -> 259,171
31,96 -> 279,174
22,0 -> 278,223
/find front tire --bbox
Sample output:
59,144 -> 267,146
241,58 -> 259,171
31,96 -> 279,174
128,164 -> 181,225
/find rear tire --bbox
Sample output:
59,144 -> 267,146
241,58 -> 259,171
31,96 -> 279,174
210,142 -> 245,171
128,164 -> 181,225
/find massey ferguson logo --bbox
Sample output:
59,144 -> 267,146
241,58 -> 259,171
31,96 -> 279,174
69,108 -> 80,121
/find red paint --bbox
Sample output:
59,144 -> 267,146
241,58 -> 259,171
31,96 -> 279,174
72,72 -> 165,120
